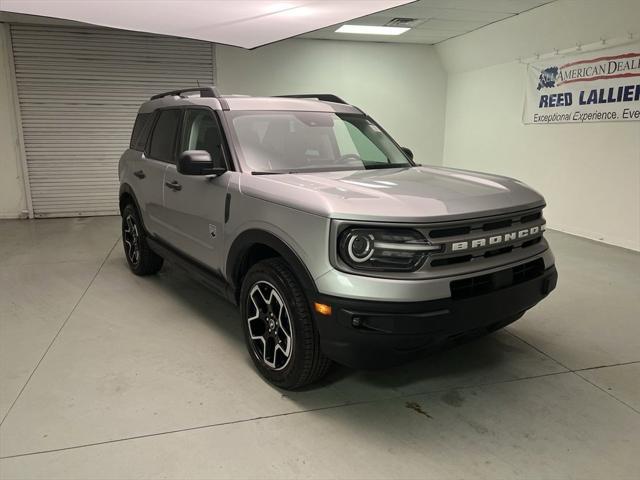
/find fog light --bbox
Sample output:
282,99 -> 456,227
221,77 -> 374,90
314,302 -> 332,316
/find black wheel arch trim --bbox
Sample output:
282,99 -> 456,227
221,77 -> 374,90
119,184 -> 142,215
120,183 -> 152,234
227,229 -> 318,299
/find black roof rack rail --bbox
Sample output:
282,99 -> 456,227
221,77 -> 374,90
150,86 -> 222,100
275,94 -> 348,105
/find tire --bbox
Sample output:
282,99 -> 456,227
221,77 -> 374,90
121,203 -> 163,276
240,258 -> 331,389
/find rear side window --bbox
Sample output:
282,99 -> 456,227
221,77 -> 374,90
148,109 -> 181,162
129,113 -> 152,151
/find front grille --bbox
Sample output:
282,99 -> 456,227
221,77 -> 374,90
450,258 -> 545,299
429,210 -> 539,238
424,208 -> 546,269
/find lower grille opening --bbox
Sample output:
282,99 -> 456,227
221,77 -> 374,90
513,258 -> 545,284
450,259 -> 545,299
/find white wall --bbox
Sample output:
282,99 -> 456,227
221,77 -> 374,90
0,23 -> 28,218
437,0 -> 640,251
217,39 -> 447,166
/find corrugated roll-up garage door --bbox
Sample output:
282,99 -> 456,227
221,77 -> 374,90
10,24 -> 215,217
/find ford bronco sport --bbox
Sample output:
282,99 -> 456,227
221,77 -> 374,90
119,87 -> 557,389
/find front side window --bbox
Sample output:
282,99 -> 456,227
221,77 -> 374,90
180,109 -> 226,168
148,109 -> 181,163
229,112 -> 411,173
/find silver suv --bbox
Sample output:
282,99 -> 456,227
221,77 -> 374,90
119,87 -> 557,389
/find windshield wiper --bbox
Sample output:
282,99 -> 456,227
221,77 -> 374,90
253,166 -> 363,175
363,163 -> 412,170
251,164 -> 412,175
251,170 -> 288,175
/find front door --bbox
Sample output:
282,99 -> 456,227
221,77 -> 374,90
162,109 -> 230,272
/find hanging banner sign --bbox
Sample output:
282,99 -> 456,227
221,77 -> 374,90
524,42 -> 640,124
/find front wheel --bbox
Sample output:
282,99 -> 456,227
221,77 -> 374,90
240,258 -> 331,389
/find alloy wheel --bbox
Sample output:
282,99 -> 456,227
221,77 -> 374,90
123,215 -> 141,266
246,281 -> 294,370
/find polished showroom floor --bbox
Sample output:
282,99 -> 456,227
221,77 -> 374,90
0,216 -> 638,479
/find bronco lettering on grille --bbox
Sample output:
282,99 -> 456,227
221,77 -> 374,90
450,225 -> 545,252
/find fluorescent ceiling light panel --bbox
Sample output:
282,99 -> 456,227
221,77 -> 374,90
0,1 -> 415,49
336,25 -> 409,35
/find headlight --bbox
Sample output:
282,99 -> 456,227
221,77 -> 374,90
338,228 -> 440,272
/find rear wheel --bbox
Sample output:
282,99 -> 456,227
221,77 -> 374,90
240,258 -> 331,389
121,203 -> 163,276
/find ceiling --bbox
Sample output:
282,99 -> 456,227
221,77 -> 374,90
0,0 -> 413,49
303,0 -> 556,45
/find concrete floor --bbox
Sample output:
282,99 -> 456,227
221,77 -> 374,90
0,216 -> 638,479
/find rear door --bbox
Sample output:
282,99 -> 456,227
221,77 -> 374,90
162,108 -> 230,272
141,109 -> 181,237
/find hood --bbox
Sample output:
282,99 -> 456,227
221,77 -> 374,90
239,166 -> 545,222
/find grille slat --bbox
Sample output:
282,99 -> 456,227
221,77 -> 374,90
429,226 -> 470,239
521,212 -> 542,223
483,219 -> 512,231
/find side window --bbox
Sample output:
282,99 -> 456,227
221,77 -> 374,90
180,109 -> 226,168
148,109 -> 181,163
130,113 -> 152,151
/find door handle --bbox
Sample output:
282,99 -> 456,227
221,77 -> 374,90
165,180 -> 182,191
134,170 -> 146,179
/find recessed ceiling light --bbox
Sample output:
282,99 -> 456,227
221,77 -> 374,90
335,25 -> 410,36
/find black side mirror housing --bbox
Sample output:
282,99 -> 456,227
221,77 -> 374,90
401,147 -> 414,161
177,150 -> 226,176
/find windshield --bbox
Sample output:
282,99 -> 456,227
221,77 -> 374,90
228,111 -> 412,173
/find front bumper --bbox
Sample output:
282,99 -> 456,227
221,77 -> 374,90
313,260 -> 557,369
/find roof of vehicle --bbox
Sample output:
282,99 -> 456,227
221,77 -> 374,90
138,87 -> 362,115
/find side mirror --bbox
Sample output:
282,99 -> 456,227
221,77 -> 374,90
401,147 -> 414,161
177,150 -> 226,176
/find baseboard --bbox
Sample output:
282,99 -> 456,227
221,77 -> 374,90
0,212 -> 28,219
